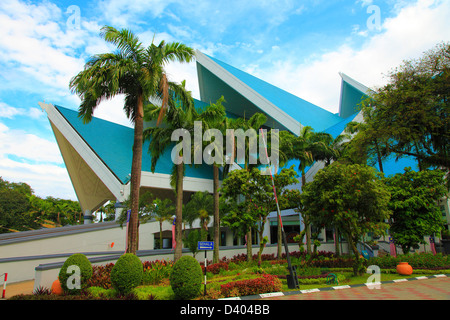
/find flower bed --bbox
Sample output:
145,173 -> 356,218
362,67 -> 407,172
10,251 -> 449,300
220,274 -> 282,298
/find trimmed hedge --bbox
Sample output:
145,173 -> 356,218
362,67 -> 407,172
170,256 -> 203,300
58,253 -> 93,295
110,254 -> 143,295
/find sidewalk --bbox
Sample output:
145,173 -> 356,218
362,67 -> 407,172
1,280 -> 34,299
258,275 -> 450,300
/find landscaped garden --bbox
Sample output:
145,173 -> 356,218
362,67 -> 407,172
9,251 -> 450,300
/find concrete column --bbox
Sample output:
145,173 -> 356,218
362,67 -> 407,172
114,201 -> 127,221
83,209 -> 92,224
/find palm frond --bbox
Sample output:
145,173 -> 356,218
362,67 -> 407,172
100,26 -> 143,61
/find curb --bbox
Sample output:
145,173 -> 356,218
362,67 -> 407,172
218,273 -> 450,300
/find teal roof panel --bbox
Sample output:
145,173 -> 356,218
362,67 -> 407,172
55,105 -> 213,184
206,54 -> 344,132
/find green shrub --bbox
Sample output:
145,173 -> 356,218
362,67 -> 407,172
133,285 -> 175,300
87,286 -> 117,299
170,256 -> 203,300
110,253 -> 143,295
142,260 -> 173,285
58,253 -> 93,295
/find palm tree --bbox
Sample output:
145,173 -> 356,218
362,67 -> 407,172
184,191 -> 214,240
279,126 -> 317,254
232,112 -> 268,261
69,26 -> 194,254
150,198 -> 175,249
308,132 -> 348,167
196,96 -> 228,263
144,81 -> 197,261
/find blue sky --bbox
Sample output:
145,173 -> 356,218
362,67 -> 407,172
0,0 -> 449,200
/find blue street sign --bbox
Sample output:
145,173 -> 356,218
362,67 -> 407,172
198,241 -> 214,250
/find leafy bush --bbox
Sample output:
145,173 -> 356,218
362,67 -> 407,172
142,260 -> 173,285
133,285 -> 175,300
309,257 -> 356,268
86,263 -> 114,289
170,256 -> 203,300
220,274 -> 282,298
202,262 -> 229,274
110,253 -> 143,295
58,253 -> 93,295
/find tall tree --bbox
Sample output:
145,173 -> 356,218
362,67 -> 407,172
280,126 -> 322,254
221,167 -> 298,264
184,191 -> 214,240
384,168 -> 447,254
196,96 -> 227,263
69,26 -> 194,254
301,163 -> 391,275
364,42 -> 450,179
144,80 -> 196,261
150,197 -> 175,249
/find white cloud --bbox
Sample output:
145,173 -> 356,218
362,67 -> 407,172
0,122 -> 63,164
0,122 -> 76,199
0,102 -> 44,119
249,0 -> 450,113
0,155 -> 75,200
0,0 -> 109,102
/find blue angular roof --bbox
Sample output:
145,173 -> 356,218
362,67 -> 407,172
206,54 -> 344,132
55,104 -> 213,184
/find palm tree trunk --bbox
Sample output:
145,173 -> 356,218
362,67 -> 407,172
174,162 -> 184,261
277,215 -> 282,259
302,171 -> 312,255
127,94 -> 144,254
159,220 -> 163,249
213,164 -> 220,263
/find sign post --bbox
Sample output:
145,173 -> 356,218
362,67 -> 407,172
198,241 -> 214,296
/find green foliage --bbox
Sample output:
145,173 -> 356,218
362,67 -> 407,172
184,191 -> 213,238
58,253 -> 93,295
362,42 -> 450,176
110,254 -> 143,295
132,285 -> 175,300
183,229 -> 202,257
142,260 -> 173,285
221,166 -> 298,263
301,162 -> 391,275
384,168 -> 447,254
169,256 -> 203,299
369,253 -> 450,269
0,177 -> 81,232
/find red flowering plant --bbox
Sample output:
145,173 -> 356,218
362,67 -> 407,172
220,274 -> 282,298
